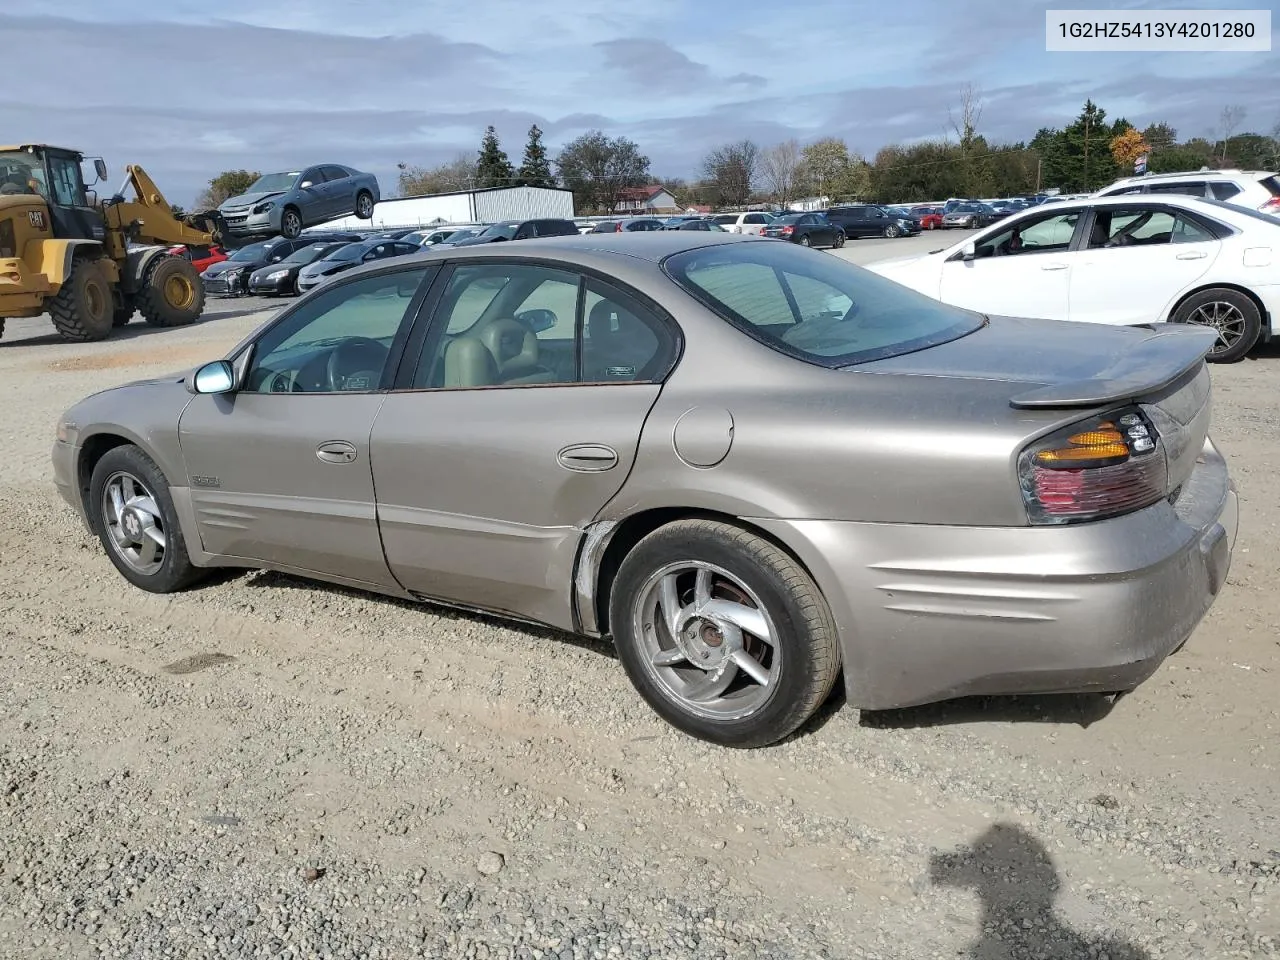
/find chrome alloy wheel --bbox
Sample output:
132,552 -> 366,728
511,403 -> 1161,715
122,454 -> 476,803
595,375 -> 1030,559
101,471 -> 167,575
632,561 -> 780,720
1187,300 -> 1247,357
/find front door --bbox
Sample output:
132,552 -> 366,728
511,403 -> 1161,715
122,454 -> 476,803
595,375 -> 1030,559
179,266 -> 432,585
371,261 -> 681,629
1067,204 -> 1220,326
937,208 -> 1083,321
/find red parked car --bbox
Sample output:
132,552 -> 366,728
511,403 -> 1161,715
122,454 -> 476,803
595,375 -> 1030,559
910,205 -> 944,230
167,243 -> 228,273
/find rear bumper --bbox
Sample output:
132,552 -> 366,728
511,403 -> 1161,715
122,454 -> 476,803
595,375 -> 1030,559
753,438 -> 1237,710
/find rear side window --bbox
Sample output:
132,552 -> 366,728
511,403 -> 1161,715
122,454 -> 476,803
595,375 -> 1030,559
321,166 -> 348,181
745,213 -> 768,224
666,241 -> 982,366
1211,181 -> 1242,201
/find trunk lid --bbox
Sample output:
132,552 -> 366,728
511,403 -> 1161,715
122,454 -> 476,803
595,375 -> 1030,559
858,315 -> 1217,494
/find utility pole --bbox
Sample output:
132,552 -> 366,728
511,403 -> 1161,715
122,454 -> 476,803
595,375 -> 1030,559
1083,111 -> 1091,192
1035,157 -> 1042,193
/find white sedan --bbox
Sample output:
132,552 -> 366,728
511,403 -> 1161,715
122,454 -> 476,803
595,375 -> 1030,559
867,194 -> 1279,362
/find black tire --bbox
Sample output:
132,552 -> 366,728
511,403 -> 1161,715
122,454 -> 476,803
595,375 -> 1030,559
884,224 -> 900,239
138,256 -> 206,328
280,207 -> 303,239
88,445 -> 202,593
798,234 -> 811,247
833,232 -> 846,248
113,294 -> 136,327
609,519 -> 841,748
49,257 -> 114,342
1170,288 -> 1261,364
355,191 -> 375,219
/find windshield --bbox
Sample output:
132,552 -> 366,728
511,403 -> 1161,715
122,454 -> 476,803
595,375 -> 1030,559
478,222 -> 518,239
325,243 -> 367,262
246,171 -> 300,194
664,241 -> 984,367
229,242 -> 270,261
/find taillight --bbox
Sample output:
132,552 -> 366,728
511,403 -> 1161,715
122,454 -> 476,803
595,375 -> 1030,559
1258,197 -> 1280,214
1018,409 -> 1167,524
781,225 -> 794,235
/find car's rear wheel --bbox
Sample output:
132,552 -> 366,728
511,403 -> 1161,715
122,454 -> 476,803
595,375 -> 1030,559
280,207 -> 303,239
833,232 -> 846,248
609,519 -> 840,748
88,445 -> 202,593
1171,288 -> 1261,363
798,235 -> 811,247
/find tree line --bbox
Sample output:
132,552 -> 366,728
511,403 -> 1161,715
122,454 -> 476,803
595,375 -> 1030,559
194,95 -> 1280,214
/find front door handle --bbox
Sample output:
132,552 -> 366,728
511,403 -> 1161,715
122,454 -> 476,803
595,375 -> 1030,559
557,443 -> 619,473
1176,250 -> 1207,260
316,440 -> 357,464
1040,262 -> 1068,271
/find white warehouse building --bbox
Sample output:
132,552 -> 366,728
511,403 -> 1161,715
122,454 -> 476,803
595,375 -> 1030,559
313,185 -> 576,231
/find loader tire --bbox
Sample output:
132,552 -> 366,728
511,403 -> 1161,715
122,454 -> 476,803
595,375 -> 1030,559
139,256 -> 205,328
50,257 -> 114,342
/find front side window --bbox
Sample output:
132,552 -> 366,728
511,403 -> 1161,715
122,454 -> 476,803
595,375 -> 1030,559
48,155 -> 85,207
1148,181 -> 1206,198
976,211 -> 1080,257
411,263 -> 675,389
665,241 -> 983,366
246,269 -> 428,393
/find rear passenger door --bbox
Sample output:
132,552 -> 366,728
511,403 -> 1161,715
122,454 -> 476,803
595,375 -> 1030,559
369,262 -> 680,629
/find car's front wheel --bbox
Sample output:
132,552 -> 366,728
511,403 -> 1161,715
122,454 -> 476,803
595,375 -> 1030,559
88,445 -> 202,593
355,191 -> 375,219
884,224 -> 900,239
280,207 -> 303,239
609,519 -> 841,748
1171,288 -> 1261,363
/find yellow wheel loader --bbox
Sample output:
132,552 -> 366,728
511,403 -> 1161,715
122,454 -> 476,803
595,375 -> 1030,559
0,144 -> 224,343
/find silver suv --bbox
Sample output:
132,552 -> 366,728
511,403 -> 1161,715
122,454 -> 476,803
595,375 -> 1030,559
1094,168 -> 1280,217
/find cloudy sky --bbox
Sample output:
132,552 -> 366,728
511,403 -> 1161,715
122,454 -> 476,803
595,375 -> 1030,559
3,0 -> 1276,205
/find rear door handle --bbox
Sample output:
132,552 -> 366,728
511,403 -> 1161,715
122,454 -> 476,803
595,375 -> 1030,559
316,440 -> 357,464
1176,251 -> 1207,260
1040,262 -> 1068,271
557,443 -> 619,473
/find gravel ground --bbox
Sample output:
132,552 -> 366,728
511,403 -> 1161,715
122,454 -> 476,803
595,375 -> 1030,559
1,253 -> 1278,960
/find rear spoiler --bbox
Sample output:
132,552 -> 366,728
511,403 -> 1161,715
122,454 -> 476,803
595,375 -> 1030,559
1010,324 -> 1217,409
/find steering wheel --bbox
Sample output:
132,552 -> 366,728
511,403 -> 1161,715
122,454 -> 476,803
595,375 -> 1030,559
326,337 -> 389,392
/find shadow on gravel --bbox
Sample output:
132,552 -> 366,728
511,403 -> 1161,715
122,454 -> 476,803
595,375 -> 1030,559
859,692 -> 1120,730
241,569 -> 618,660
932,823 -> 1150,960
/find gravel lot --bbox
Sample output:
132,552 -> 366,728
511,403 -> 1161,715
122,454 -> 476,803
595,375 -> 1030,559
2,237 -> 1278,959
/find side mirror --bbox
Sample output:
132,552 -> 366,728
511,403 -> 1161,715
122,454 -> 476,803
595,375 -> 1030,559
190,359 -> 235,395
515,308 -> 557,334
960,241 -> 977,261
93,159 -> 108,181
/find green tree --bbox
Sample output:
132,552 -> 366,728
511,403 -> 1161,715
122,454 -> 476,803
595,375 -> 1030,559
476,126 -> 515,189
194,169 -> 259,210
516,124 -> 554,188
554,130 -> 650,213
1031,101 -> 1122,192
800,138 -> 868,201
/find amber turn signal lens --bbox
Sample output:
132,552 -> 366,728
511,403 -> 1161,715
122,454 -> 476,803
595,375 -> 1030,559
1035,442 -> 1130,465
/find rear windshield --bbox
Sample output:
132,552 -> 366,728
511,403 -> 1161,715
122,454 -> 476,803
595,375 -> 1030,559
664,241 -> 984,367
1261,175 -> 1280,197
